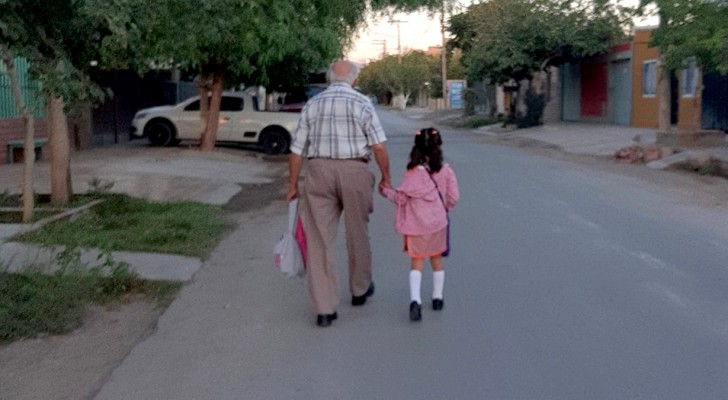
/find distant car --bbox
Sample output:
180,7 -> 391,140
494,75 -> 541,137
279,84 -> 327,113
130,92 -> 300,154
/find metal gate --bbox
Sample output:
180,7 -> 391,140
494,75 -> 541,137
0,57 -> 45,119
702,73 -> 728,133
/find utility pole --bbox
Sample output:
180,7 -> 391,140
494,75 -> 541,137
388,19 -> 407,63
440,1 -> 448,109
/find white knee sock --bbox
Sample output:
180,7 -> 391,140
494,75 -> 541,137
432,271 -> 445,300
409,270 -> 422,304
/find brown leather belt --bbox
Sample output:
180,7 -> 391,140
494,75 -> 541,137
309,157 -> 368,163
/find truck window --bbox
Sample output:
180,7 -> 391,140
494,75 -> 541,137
184,100 -> 202,111
184,96 -> 243,112
220,96 -> 244,111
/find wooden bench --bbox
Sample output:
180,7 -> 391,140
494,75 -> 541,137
6,138 -> 47,164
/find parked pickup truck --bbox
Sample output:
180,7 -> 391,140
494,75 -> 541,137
130,92 -> 300,154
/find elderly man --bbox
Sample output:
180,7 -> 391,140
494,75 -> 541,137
287,60 -> 391,327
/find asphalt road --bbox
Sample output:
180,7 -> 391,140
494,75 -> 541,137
95,110 -> 728,400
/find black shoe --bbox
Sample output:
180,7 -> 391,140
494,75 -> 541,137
351,282 -> 375,306
316,312 -> 338,327
432,298 -> 444,311
409,301 -> 422,321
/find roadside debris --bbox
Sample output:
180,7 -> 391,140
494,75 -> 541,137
614,145 -> 679,164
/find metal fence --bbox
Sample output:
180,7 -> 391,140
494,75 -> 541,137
0,57 -> 45,119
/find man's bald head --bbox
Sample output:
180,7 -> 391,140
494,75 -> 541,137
326,60 -> 360,86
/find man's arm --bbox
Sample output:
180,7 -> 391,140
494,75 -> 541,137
287,153 -> 303,202
371,143 -> 391,192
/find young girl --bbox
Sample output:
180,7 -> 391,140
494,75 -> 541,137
380,127 -> 460,321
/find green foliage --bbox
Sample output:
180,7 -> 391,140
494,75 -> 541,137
13,194 -> 231,258
93,0 -> 446,90
516,90 -> 546,128
463,88 -> 476,116
0,0 -> 109,111
0,252 -> 180,344
359,51 -> 439,100
454,116 -> 496,128
451,0 -> 632,84
648,0 -> 728,74
87,177 -> 115,195
0,190 -> 18,207
2,0 -> 446,114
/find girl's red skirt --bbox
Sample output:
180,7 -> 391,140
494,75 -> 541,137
404,227 -> 448,258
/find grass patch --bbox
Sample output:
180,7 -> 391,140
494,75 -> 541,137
0,190 -> 101,223
672,158 -> 728,179
13,194 -> 232,259
0,210 -> 60,224
457,117 -> 499,128
2,192 -> 228,343
0,256 -> 180,344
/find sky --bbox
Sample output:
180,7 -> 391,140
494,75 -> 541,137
345,0 -> 657,64
346,1 -> 472,64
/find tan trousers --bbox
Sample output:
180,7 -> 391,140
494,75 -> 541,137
302,158 -> 375,315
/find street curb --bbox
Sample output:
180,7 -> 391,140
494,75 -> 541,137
0,242 -> 201,282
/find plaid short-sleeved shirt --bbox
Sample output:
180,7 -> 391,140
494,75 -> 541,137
290,83 -> 387,159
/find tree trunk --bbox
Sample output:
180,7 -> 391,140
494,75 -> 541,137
48,97 -> 72,204
516,79 -> 529,118
657,55 -> 671,135
531,71 -> 546,96
692,71 -> 703,135
198,73 -> 210,125
199,71 -> 224,152
0,48 -> 35,222
392,93 -> 407,110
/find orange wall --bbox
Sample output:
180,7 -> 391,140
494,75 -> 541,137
631,29 -> 660,128
677,73 -> 702,132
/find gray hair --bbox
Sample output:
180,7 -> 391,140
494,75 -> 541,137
326,60 -> 360,85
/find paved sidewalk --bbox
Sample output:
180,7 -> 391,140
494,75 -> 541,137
476,122 -> 728,167
0,142 -> 286,281
401,106 -> 728,168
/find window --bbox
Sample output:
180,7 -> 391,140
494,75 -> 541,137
220,96 -> 244,111
642,60 -> 656,97
183,96 -> 244,112
184,99 -> 202,111
681,59 -> 697,97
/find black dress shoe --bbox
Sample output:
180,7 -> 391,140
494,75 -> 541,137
432,298 -> 444,311
351,282 -> 375,306
316,312 -> 338,327
409,301 -> 422,321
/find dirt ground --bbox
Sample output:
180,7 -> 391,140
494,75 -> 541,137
1,124 -> 726,400
0,299 -> 165,400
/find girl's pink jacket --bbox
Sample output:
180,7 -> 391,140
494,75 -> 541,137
381,164 -> 460,235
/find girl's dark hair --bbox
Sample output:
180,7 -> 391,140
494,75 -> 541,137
407,127 -> 443,173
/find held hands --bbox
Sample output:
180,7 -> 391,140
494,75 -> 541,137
378,178 -> 392,197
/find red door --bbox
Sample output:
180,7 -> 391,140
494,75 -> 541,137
581,61 -> 608,118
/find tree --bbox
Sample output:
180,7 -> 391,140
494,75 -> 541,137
0,47 -> 36,222
649,0 -> 728,74
644,0 -> 728,134
1,0 -> 107,206
97,0 -> 446,152
450,0 -> 631,126
359,51 -> 439,110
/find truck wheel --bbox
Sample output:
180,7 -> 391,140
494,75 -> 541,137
146,120 -> 175,147
261,129 -> 289,155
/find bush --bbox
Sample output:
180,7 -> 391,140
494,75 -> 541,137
516,90 -> 545,129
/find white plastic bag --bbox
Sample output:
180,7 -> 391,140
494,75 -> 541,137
273,200 -> 305,277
